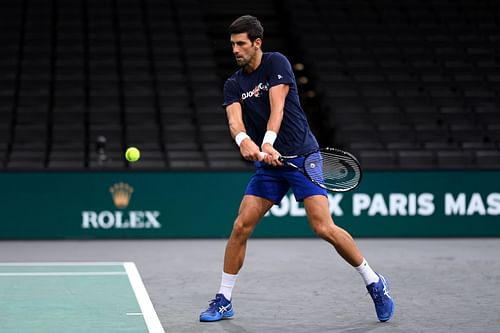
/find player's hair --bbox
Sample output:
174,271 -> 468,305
228,15 -> 264,42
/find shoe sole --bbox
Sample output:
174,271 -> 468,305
378,274 -> 395,322
379,302 -> 395,322
200,310 -> 234,322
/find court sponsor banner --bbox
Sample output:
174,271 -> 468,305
0,171 -> 499,238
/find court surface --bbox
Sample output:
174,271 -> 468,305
0,238 -> 499,332
0,262 -> 164,333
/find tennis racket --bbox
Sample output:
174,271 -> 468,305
260,148 -> 362,192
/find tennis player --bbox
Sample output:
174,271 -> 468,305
200,15 -> 395,323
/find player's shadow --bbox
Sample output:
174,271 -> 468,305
331,320 -> 399,333
219,319 -> 397,333
220,320 -> 253,333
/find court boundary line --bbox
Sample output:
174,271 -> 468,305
124,262 -> 165,333
0,262 -> 126,266
0,272 -> 127,276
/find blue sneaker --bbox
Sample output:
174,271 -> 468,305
366,273 -> 395,322
199,293 -> 234,322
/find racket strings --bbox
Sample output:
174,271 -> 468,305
305,152 -> 361,190
323,154 -> 361,188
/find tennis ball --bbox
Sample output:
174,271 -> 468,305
125,147 -> 140,162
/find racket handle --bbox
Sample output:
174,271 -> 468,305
259,152 -> 282,162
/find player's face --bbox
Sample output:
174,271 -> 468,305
230,33 -> 261,67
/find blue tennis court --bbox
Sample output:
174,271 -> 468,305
0,262 -> 165,333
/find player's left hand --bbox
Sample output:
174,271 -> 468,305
261,143 -> 283,167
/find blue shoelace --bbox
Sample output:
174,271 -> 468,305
207,296 -> 223,310
368,286 -> 386,306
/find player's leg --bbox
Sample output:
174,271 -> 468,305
303,195 -> 395,322
222,168 -> 288,277
303,195 -> 363,266
200,195 -> 273,322
201,168 -> 287,322
286,162 -> 395,322
223,194 -> 274,274
285,166 -> 365,266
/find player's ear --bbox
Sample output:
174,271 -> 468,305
254,38 -> 262,50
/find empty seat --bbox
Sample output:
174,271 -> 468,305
169,160 -> 207,169
167,150 -> 204,161
438,107 -> 476,125
202,142 -> 235,151
358,150 -> 397,169
386,141 -> 421,150
165,142 -> 199,151
7,160 -> 45,169
0,123 -> 11,143
208,159 -> 249,169
398,150 -> 435,169
47,160 -> 85,169
449,124 -> 485,143
205,150 -> 240,159
347,141 -> 385,152
404,105 -> 439,125
89,159 -> 126,169
368,106 -> 406,125
129,160 -> 166,169
205,150 -> 249,169
424,141 -> 460,151
199,124 -> 229,143
475,150 -> 500,169
485,124 -> 500,142
378,124 -> 415,143
163,123 -> 197,144
474,105 -> 500,125
334,123 -> 380,144
414,124 -> 451,142
436,150 -> 474,169
461,141 -> 497,150
327,105 -> 370,126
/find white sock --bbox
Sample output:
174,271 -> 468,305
218,271 -> 238,300
355,258 -> 380,286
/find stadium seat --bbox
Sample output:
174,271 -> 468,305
475,150 -> 500,169
436,150 -> 475,169
358,150 -> 397,169
1,0 -> 499,170
398,150 -> 436,169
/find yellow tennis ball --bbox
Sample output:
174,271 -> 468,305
125,147 -> 140,162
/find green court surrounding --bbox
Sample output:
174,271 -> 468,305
0,262 -> 164,333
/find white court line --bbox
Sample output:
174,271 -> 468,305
0,272 -> 127,276
126,313 -> 144,316
124,262 -> 165,333
0,262 -> 125,266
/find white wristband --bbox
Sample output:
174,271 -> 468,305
235,132 -> 250,147
261,130 -> 277,148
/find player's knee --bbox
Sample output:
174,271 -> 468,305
232,218 -> 254,238
311,223 -> 336,241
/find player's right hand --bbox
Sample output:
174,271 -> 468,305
239,139 -> 263,161
261,143 -> 283,167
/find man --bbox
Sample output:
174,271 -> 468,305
200,15 -> 395,323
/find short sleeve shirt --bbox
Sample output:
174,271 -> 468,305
223,52 -> 318,156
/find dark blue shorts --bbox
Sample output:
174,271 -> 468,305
245,156 -> 328,204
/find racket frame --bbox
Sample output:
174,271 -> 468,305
279,147 -> 362,192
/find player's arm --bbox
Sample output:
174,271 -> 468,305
226,102 -> 263,161
262,83 -> 289,166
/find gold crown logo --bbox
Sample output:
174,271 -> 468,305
109,182 -> 134,209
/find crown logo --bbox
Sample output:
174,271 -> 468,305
109,182 -> 134,209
